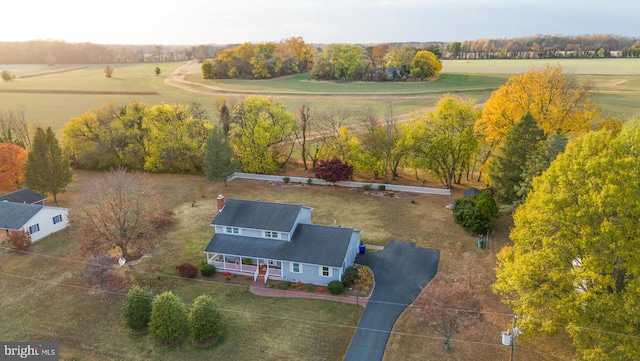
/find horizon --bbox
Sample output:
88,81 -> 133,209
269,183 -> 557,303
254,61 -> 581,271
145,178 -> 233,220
2,0 -> 638,46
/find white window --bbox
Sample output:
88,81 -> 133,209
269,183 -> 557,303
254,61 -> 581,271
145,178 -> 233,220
291,263 -> 302,273
264,231 -> 279,239
320,266 -> 332,277
29,224 -> 40,234
225,227 -> 239,234
53,214 -> 63,224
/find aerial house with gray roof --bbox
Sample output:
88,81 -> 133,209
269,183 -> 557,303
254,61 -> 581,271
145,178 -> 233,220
0,201 -> 69,243
204,196 -> 361,286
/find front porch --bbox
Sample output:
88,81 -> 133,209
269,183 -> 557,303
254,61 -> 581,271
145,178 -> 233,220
206,253 -> 283,282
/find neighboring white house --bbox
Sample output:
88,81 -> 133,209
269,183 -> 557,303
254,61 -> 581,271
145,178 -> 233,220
0,201 -> 69,243
0,188 -> 47,205
204,196 -> 362,286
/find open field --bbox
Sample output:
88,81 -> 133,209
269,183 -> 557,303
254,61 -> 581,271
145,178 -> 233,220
2,59 -> 639,135
0,170 -> 575,360
442,58 -> 640,75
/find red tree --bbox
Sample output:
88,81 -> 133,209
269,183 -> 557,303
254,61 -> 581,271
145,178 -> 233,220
0,142 -> 28,192
6,229 -> 31,251
315,157 -> 353,184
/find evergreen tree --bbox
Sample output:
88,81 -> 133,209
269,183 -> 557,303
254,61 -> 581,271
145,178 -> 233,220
516,134 -> 568,200
203,125 -> 238,185
148,291 -> 187,343
488,113 -> 545,203
25,127 -> 74,204
188,295 -> 224,343
122,285 -> 154,330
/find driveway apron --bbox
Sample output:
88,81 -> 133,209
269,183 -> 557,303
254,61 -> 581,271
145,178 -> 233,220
344,241 -> 439,361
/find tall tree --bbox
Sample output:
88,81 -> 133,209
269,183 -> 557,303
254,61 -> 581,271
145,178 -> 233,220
488,113 -> 546,203
404,95 -> 480,188
493,123 -> 640,360
25,127 -> 73,204
296,103 -> 312,170
0,106 -> 35,148
475,64 -> 600,148
448,42 -> 462,59
143,103 -> 211,173
203,125 -> 238,185
410,50 -> 442,80
73,168 -> 169,259
516,134 -> 568,200
0,142 -> 28,192
228,97 -> 297,174
311,44 -> 366,81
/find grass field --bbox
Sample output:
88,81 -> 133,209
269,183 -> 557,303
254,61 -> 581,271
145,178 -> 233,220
2,58 -> 638,136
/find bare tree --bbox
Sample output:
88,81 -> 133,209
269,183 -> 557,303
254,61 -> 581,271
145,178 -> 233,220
417,277 -> 483,351
0,106 -> 36,148
296,103 -> 312,170
73,168 -> 170,259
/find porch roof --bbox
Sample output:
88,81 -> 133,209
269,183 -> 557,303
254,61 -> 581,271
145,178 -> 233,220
204,224 -> 355,267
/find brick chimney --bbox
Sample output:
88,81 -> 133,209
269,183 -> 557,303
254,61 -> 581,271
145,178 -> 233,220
217,195 -> 225,212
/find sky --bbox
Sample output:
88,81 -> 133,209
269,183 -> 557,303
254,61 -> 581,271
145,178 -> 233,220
3,0 -> 638,45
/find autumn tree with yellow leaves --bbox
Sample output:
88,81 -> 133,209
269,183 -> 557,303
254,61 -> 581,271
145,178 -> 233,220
475,64 -> 600,148
493,122 -> 640,360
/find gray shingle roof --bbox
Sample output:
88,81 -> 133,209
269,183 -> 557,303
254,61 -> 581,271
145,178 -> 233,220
0,202 -> 43,230
204,224 -> 356,267
211,199 -> 305,232
0,188 -> 46,204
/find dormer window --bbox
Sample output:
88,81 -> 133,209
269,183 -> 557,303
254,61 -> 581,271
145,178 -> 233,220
264,231 -> 279,239
225,227 -> 240,234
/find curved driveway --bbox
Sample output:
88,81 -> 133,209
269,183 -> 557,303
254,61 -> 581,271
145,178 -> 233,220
344,241 -> 440,361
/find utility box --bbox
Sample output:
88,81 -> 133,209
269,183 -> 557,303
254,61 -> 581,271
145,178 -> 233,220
501,331 -> 512,346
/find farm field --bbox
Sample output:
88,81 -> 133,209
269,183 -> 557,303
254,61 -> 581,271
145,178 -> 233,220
2,58 -> 639,135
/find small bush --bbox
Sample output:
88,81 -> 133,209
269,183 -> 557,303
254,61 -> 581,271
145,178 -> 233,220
377,184 -> 386,191
277,281 -> 291,290
283,177 -> 290,184
328,280 -> 344,295
6,230 -> 31,251
176,263 -> 198,278
123,285 -> 154,330
357,266 -> 374,293
362,184 -> 372,191
200,264 -> 216,277
149,291 -> 187,343
188,295 -> 224,343
307,178 -> 313,185
342,266 -> 359,287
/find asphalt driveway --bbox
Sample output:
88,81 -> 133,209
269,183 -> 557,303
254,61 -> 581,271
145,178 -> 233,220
344,241 -> 440,361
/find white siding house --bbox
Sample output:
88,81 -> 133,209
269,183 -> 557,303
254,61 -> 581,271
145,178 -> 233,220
0,202 -> 69,243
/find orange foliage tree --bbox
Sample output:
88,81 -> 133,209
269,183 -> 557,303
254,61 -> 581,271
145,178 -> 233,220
0,142 -> 28,192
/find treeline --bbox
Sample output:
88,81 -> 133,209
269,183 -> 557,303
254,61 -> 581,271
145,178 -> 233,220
0,41 -> 224,64
201,37 -> 315,79
446,33 -> 640,59
202,39 -> 443,81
